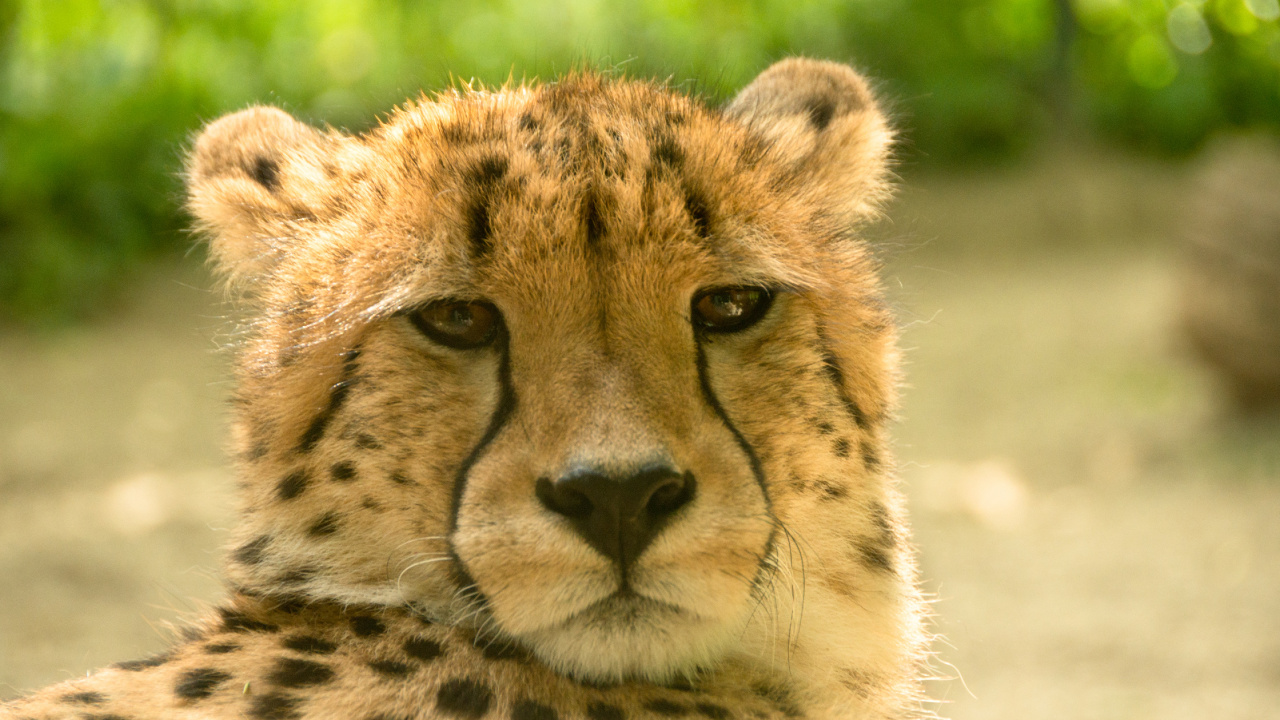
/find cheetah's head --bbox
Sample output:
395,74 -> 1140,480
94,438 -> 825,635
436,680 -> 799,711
187,60 -> 908,686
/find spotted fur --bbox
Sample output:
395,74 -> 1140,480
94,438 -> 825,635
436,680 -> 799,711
2,59 -> 928,720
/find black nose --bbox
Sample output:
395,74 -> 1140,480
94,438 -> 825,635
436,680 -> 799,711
536,464 -> 695,569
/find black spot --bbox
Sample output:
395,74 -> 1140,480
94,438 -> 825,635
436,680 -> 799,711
389,471 -> 411,485
62,691 -> 105,705
859,541 -> 893,574
651,138 -> 683,170
696,705 -> 731,720
280,567 -> 316,585
268,594 -> 307,614
205,643 -> 240,654
307,512 -> 341,538
473,635 -> 528,661
234,535 -> 271,565
350,615 -> 385,637
870,501 -> 894,539
817,343 -> 868,429
576,676 -> 619,691
368,659 -> 415,678
814,478 -> 847,500
282,635 -> 336,655
645,700 -> 690,716
683,186 -> 712,239
82,715 -> 131,720
297,351 -> 361,453
511,700 -> 558,720
267,657 -> 335,688
805,96 -> 837,131
751,682 -> 803,719
519,113 -> 539,132
816,421 -> 835,435
355,434 -> 381,450
436,678 -> 493,719
330,462 -> 357,482
277,470 -> 309,501
175,668 -> 231,700
860,439 -> 881,471
366,716 -> 414,720
587,704 -> 625,720
115,653 -> 170,671
465,156 -> 510,256
251,156 -> 280,191
473,156 -> 509,184
582,188 -> 606,246
219,607 -> 280,634
440,121 -> 473,143
467,197 -> 493,253
832,438 -> 850,458
249,691 -> 302,720
664,678 -> 695,692
403,636 -> 443,662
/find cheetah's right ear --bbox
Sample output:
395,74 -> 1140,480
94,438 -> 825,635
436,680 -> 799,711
186,106 -> 355,290
727,58 -> 894,224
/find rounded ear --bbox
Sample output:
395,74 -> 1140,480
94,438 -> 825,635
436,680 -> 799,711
186,107 -> 342,290
727,58 -> 894,223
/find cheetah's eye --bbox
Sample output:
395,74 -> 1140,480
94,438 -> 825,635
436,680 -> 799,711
692,286 -> 773,333
409,300 -> 500,349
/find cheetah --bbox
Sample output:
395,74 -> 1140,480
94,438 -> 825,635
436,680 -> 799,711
1,59 -> 929,720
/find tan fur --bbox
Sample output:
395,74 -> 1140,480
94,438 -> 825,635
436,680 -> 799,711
3,59 -> 928,720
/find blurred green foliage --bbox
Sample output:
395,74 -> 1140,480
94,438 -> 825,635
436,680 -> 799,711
1,0 -> 1278,322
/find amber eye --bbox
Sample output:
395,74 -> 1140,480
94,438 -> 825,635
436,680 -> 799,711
692,286 -> 773,333
409,300 -> 500,349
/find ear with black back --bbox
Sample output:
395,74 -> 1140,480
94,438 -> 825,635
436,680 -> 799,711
186,106 -> 354,291
727,58 -> 894,223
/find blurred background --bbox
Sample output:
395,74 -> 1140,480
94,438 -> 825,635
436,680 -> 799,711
1,1 -> 1278,718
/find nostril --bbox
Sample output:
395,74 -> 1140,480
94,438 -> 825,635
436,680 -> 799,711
537,465 -> 695,568
536,476 -> 593,518
645,471 -> 695,515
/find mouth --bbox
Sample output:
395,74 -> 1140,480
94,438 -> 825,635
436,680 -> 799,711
511,584 -> 696,637
575,588 -> 690,625
511,585 -> 742,683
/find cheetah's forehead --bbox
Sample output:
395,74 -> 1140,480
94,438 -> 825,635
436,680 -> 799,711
327,76 -> 831,318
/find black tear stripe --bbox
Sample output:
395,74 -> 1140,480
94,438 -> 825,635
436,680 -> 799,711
446,326 -> 517,612
297,347 -> 362,453
694,340 -> 779,581
812,324 -> 869,430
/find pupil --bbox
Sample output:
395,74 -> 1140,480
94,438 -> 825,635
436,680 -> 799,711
716,294 -> 743,317
449,306 -> 473,328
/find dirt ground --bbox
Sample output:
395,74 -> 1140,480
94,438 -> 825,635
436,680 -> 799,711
2,149 -> 1278,719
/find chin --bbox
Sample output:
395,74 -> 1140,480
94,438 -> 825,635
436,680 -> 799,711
517,593 -> 748,683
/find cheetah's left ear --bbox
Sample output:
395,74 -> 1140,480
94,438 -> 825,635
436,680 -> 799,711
727,58 -> 894,222
186,106 -> 365,292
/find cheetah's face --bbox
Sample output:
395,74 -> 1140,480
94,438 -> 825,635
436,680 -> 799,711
187,61 -> 897,683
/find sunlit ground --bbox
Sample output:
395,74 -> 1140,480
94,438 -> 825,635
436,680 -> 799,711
2,148 -> 1278,718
